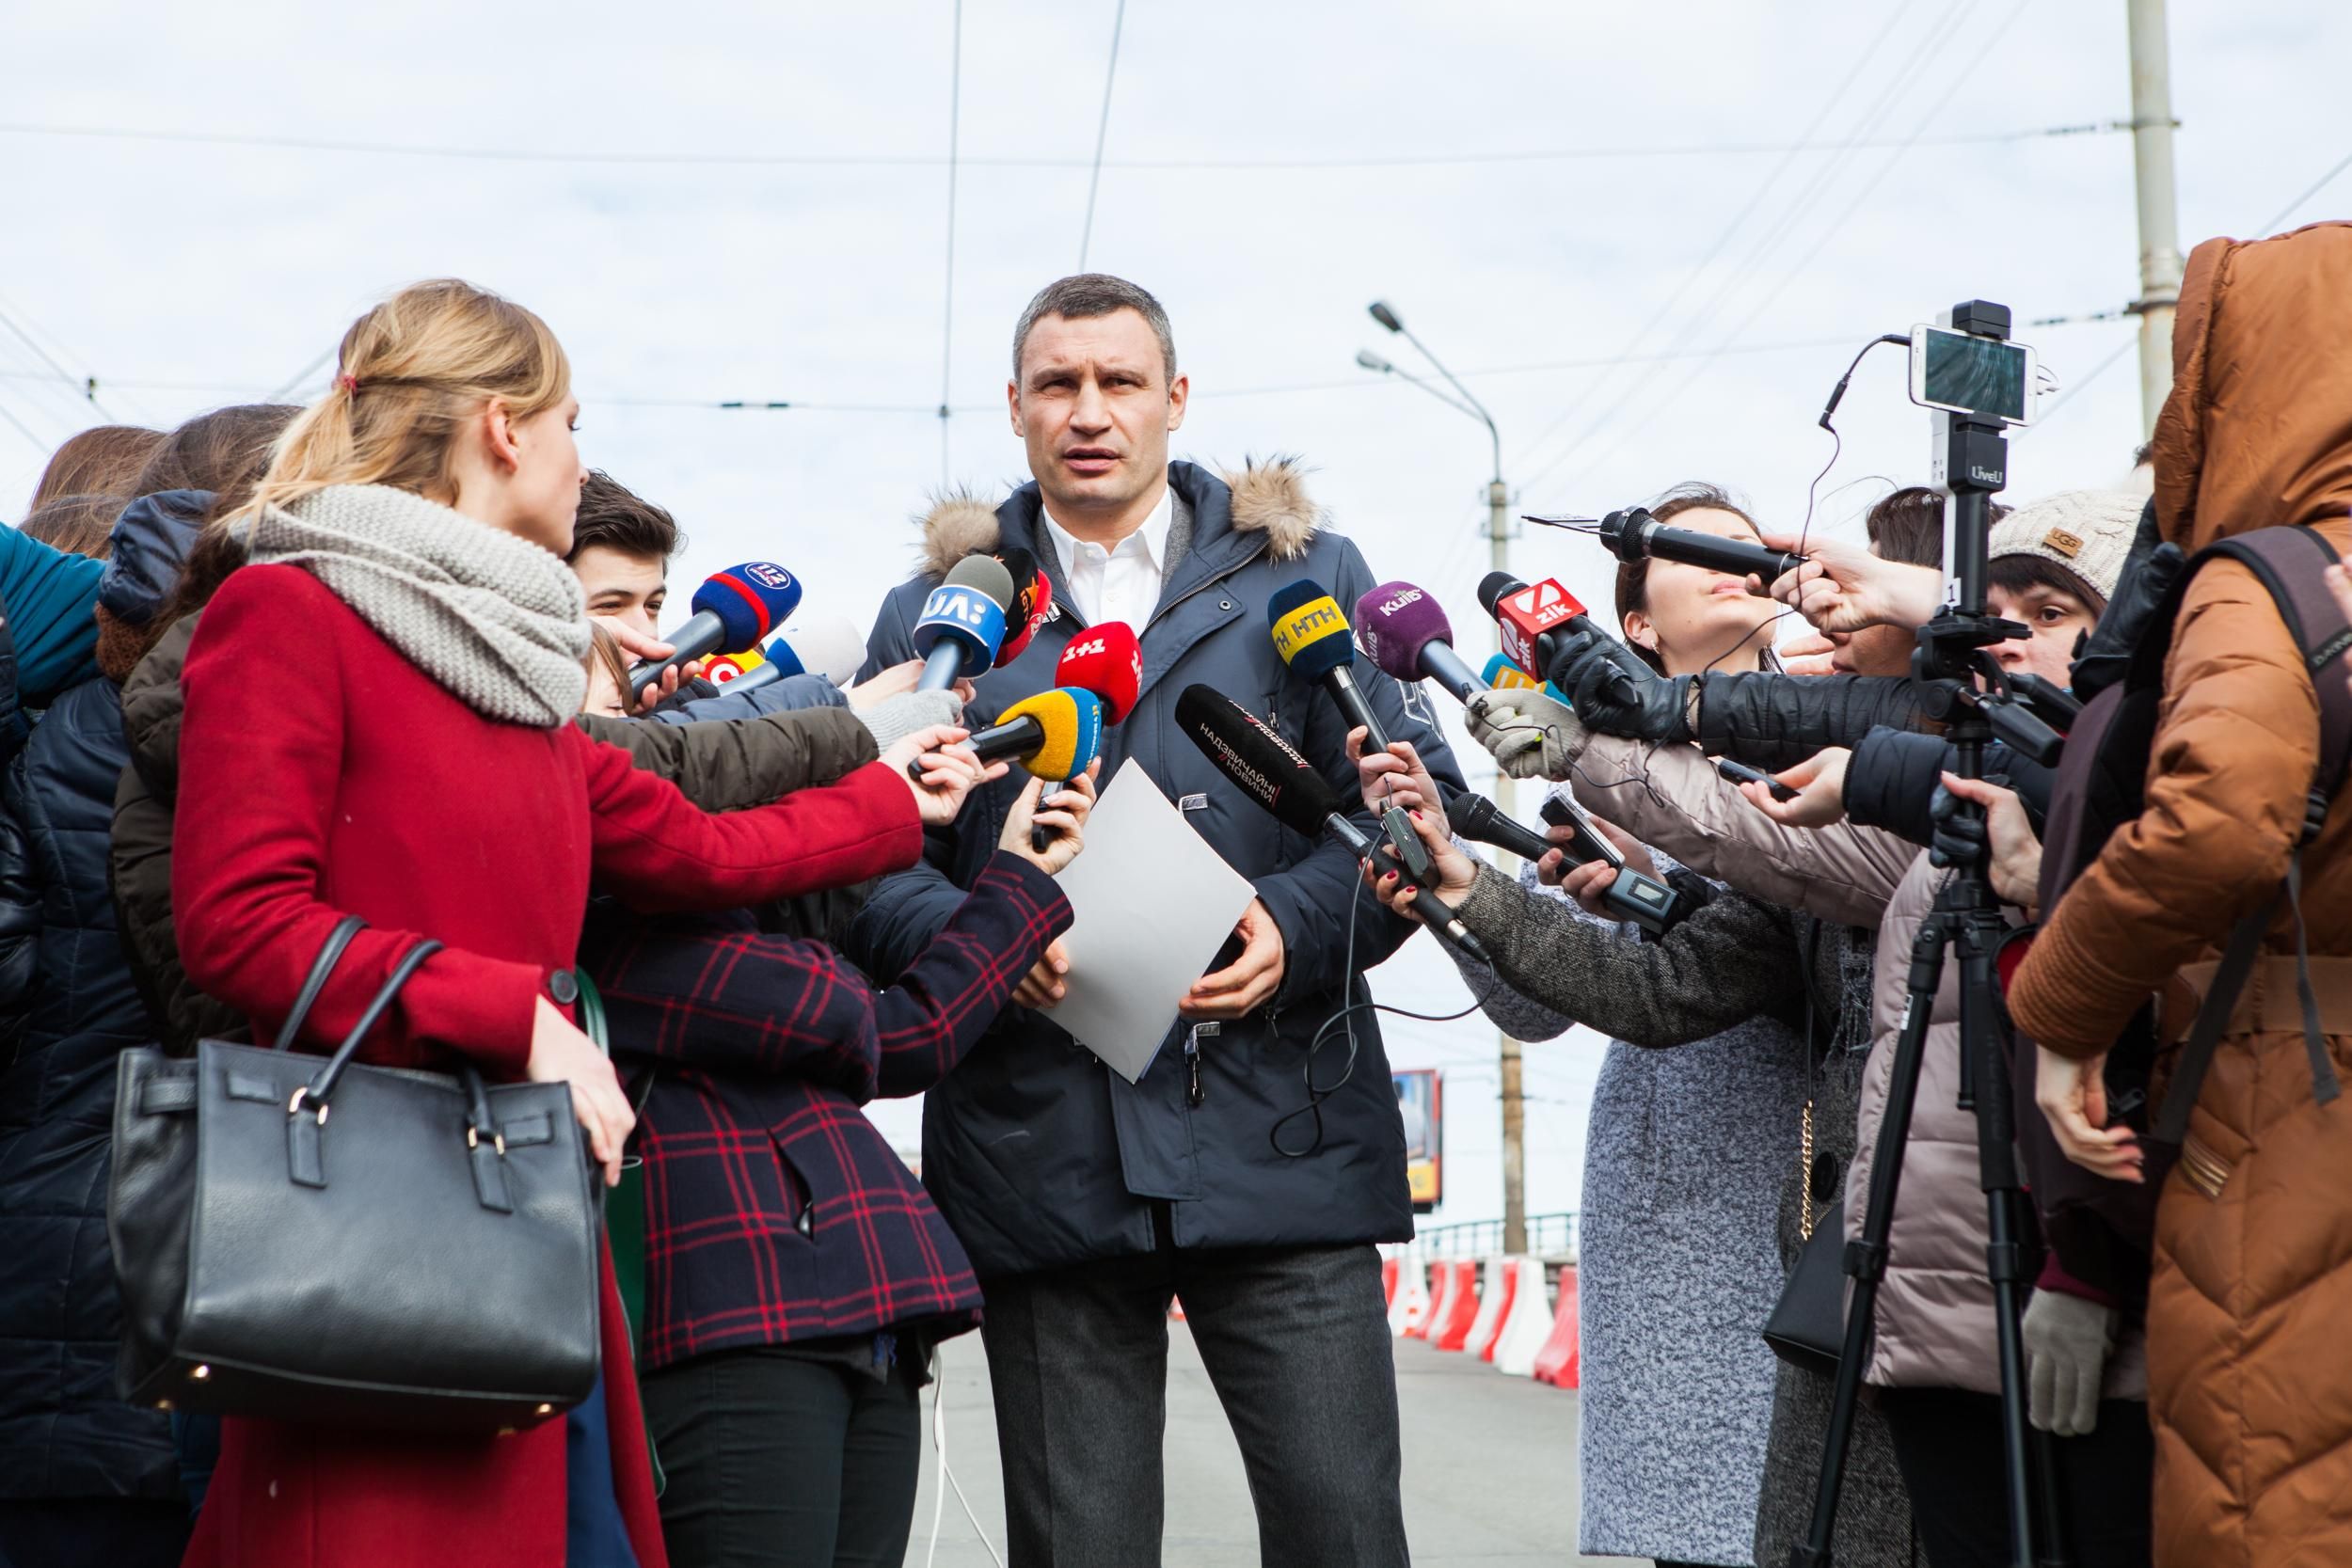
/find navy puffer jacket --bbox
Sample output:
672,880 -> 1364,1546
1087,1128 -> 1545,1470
0,673 -> 178,1500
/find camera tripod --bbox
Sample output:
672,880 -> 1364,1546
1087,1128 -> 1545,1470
1791,303 -> 2071,1568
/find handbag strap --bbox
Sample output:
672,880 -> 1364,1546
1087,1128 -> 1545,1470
271,915 -> 368,1052
296,939 -> 446,1111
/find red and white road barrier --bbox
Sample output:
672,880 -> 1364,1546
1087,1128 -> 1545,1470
1381,1254 -> 1400,1308
1532,1267 -> 1581,1389
1411,1256 -> 1457,1341
1388,1251 -> 1432,1337
1432,1260 -> 1482,1351
1490,1260 -> 1556,1378
1469,1258 -> 1521,1363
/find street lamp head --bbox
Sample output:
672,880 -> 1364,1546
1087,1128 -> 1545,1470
1355,349 -> 1395,373
1368,300 -> 1404,334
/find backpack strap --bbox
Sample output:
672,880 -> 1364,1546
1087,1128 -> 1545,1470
2152,526 -> 2352,1135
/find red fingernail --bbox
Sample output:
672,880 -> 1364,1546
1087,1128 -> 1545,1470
1409,810 -> 1422,821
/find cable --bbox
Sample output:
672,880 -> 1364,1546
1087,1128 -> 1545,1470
923,1343 -> 1006,1568
1505,0 -> 1925,483
0,302 -> 119,420
1076,0 -> 1127,269
2037,144 -> 2352,433
0,119 -> 2136,171
938,0 -> 964,487
1515,0 -> 1965,491
0,388 -> 49,452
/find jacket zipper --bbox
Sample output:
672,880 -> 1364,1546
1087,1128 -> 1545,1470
1184,1025 -> 1205,1107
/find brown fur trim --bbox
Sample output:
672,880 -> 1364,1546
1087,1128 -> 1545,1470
95,608 -> 147,685
1218,454 -> 1324,562
915,488 -> 1005,580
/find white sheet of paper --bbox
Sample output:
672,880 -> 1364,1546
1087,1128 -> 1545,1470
1048,763 -> 1256,1083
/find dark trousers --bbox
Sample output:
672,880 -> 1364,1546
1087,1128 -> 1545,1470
0,1498 -> 189,1568
639,1347 -> 923,1568
1879,1387 -> 2153,1568
979,1240 -> 1408,1568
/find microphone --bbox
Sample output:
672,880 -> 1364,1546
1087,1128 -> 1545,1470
1055,621 -> 1142,724
994,547 -> 1057,667
627,562 -> 802,689
1269,579 -> 1390,751
1352,580 -> 1485,704
1477,571 -> 1634,704
958,688 -> 1106,781
1478,652 -> 1568,704
1173,685 -> 1488,965
721,615 -> 868,696
1447,790 -> 1553,863
913,556 -> 1016,691
1585,506 -> 1807,582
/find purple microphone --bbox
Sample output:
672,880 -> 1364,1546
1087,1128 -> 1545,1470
1352,580 -> 1485,704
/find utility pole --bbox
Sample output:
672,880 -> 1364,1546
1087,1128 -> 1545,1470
1362,301 -> 1526,1258
1487,475 -> 1526,1259
2127,0 -> 2182,441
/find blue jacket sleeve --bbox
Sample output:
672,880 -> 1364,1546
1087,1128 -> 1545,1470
845,582 -> 973,983
0,525 -> 103,706
648,673 -> 850,724
1254,538 -> 1470,1005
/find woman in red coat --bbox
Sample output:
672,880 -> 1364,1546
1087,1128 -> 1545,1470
167,279 -> 993,1568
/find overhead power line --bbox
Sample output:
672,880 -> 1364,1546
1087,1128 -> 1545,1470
0,119 -> 2135,172
1076,0 -> 1128,268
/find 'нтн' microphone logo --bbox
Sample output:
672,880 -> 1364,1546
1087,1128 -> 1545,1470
1270,597 -> 1344,662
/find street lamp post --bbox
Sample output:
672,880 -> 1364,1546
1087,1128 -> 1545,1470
1359,300 -> 1526,1259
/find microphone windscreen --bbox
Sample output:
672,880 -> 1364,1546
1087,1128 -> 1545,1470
944,553 -> 1018,610
1175,684 -> 1337,837
994,548 -> 1055,666
1352,581 -> 1452,682
1266,578 -> 1354,682
1476,570 -> 1526,618
1055,621 -> 1142,724
766,614 -> 866,685
996,688 -> 1105,781
691,562 -> 803,652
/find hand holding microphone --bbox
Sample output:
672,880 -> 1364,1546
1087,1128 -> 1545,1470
882,724 -> 1004,826
627,562 -> 804,704
998,763 -> 1100,877
1543,629 -> 1697,744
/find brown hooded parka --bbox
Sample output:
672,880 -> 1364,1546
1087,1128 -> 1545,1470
2007,220 -> 2352,1567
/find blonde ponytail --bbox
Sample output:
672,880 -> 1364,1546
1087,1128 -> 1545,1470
228,279 -> 570,533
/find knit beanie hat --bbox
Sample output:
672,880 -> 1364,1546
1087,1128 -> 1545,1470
1985,489 -> 2144,603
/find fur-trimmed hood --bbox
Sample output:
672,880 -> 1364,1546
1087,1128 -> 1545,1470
913,457 -> 1324,581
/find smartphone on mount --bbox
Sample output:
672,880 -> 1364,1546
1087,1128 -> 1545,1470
1908,324 -> 2037,428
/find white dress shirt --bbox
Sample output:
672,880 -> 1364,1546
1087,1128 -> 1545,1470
1040,479 -> 1174,630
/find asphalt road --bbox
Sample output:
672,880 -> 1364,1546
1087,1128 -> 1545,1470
906,1322 -> 1617,1566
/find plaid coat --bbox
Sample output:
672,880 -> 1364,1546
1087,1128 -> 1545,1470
581,852 -> 1070,1370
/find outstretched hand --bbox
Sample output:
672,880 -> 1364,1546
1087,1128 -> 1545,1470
1756,530 -> 1941,637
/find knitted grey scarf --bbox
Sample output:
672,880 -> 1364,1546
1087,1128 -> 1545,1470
247,483 -> 588,726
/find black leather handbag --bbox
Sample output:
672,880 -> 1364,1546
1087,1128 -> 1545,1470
108,916 -> 601,1433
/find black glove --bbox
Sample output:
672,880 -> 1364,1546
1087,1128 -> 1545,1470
1927,771 -> 2010,871
2070,501 -> 2184,702
1544,626 -> 1693,744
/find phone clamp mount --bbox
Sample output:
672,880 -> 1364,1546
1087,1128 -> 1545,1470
1791,299 -> 2065,1568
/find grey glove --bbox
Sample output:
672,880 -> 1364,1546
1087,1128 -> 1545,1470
857,688 -> 964,753
1464,688 -> 1585,781
2023,1288 -> 2117,1436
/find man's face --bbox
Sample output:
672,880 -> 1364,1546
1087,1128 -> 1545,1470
1008,309 -> 1187,516
570,546 -> 668,641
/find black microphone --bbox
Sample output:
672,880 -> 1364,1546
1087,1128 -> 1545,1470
1589,507 -> 1807,581
1446,790 -> 1552,863
1174,685 -> 1489,965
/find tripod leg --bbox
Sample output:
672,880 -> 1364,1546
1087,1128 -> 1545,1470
1960,911 -> 2041,1568
2030,1423 -> 2073,1568
1788,915 -> 1950,1568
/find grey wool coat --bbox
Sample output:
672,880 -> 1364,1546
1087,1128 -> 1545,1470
1450,851 -> 1921,1567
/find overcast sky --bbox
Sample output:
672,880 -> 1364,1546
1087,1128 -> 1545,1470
6,0 -> 2345,1229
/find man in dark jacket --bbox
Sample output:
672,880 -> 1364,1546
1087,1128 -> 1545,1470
850,274 -> 1460,1567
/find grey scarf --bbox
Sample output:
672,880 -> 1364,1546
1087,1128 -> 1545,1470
247,483 -> 588,726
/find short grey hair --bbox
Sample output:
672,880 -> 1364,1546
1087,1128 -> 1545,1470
1010,274 -> 1178,384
